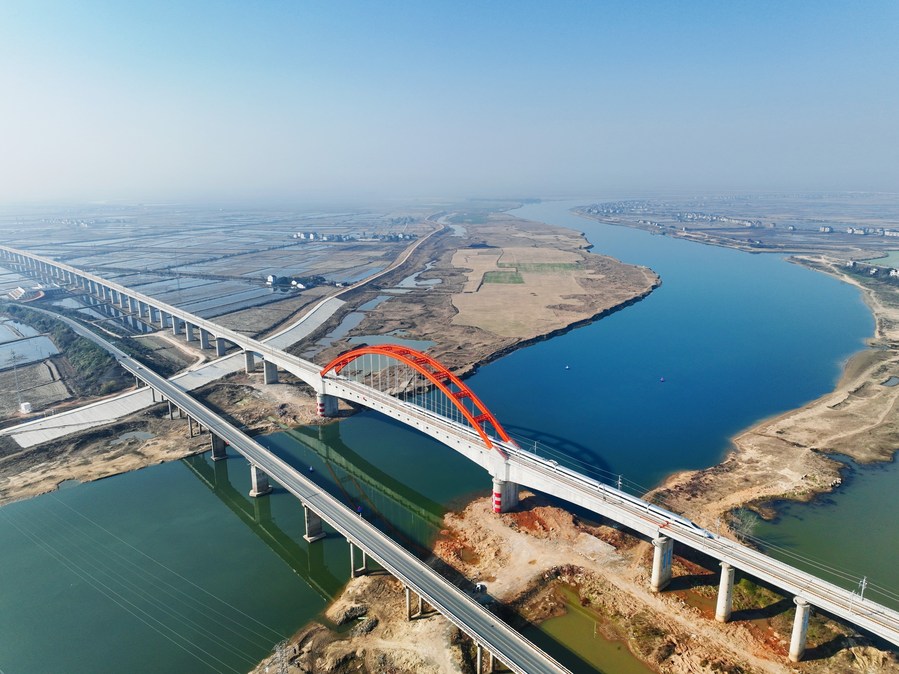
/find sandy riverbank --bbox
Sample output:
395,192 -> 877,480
0,371 -> 352,506
252,494 -> 899,674
248,251 -> 899,674
649,255 -> 899,529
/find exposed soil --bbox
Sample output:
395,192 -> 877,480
251,495 -> 899,674
311,214 -> 659,377
648,256 -> 899,530
0,370 -> 349,506
250,574 -> 467,674
4,213 -> 898,673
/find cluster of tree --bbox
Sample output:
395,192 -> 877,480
267,274 -> 327,287
0,303 -> 125,396
845,263 -> 899,287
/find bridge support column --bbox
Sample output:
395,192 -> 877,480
476,644 -> 496,673
199,328 -> 210,350
405,587 -> 429,620
159,311 -> 167,329
491,478 -> 519,513
172,316 -> 181,336
167,401 -> 174,419
188,417 -> 195,437
263,360 -> 279,385
244,351 -> 256,373
650,536 -> 674,592
210,434 -> 227,461
185,323 -> 195,342
249,464 -> 272,498
349,542 -> 368,578
788,598 -> 811,662
715,562 -> 735,622
215,337 -> 226,357
316,393 -> 338,417
303,505 -> 326,542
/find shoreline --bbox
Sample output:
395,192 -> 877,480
4,209 -> 897,672
456,277 -> 660,380
644,253 -> 899,531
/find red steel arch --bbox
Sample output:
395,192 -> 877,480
320,344 -> 513,453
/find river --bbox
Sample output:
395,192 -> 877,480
0,200 -> 883,673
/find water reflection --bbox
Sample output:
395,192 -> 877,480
182,454 -> 343,600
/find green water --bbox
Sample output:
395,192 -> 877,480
865,250 -> 899,267
525,589 -> 656,674
0,199 -> 889,672
0,458 -> 343,674
0,418 -> 488,674
751,457 -> 899,611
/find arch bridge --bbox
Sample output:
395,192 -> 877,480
3,245 -> 899,662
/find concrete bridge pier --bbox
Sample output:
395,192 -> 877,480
215,337 -> 226,357
302,505 -> 326,542
249,464 -> 273,498
650,536 -> 674,592
788,598 -> 811,662
715,562 -> 735,622
349,541 -> 368,578
159,311 -> 168,329
188,416 -> 195,437
263,359 -> 279,385
244,351 -> 256,373
252,493 -> 271,524
316,393 -> 338,417
199,328 -> 211,350
184,323 -> 195,342
491,478 -> 519,513
210,434 -> 227,461
172,316 -> 182,336
475,643 -> 498,673
405,586 -> 430,620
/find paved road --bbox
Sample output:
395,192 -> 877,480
121,358 -> 569,674
6,246 -> 899,651
0,295 -> 346,447
319,376 -> 899,648
1,303 -> 570,673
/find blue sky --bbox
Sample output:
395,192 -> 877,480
1,1 -> 897,203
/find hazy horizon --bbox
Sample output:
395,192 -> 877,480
2,1 -> 897,204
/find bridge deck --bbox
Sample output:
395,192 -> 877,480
121,358 -> 570,674
5,245 -> 899,655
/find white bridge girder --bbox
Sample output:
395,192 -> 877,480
3,245 -> 899,650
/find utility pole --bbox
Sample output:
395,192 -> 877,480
11,348 -> 23,408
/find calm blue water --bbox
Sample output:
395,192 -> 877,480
0,200 -> 880,672
463,201 -> 873,490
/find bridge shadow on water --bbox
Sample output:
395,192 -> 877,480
181,454 -> 344,600
503,423 -> 616,487
185,424 -> 609,673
